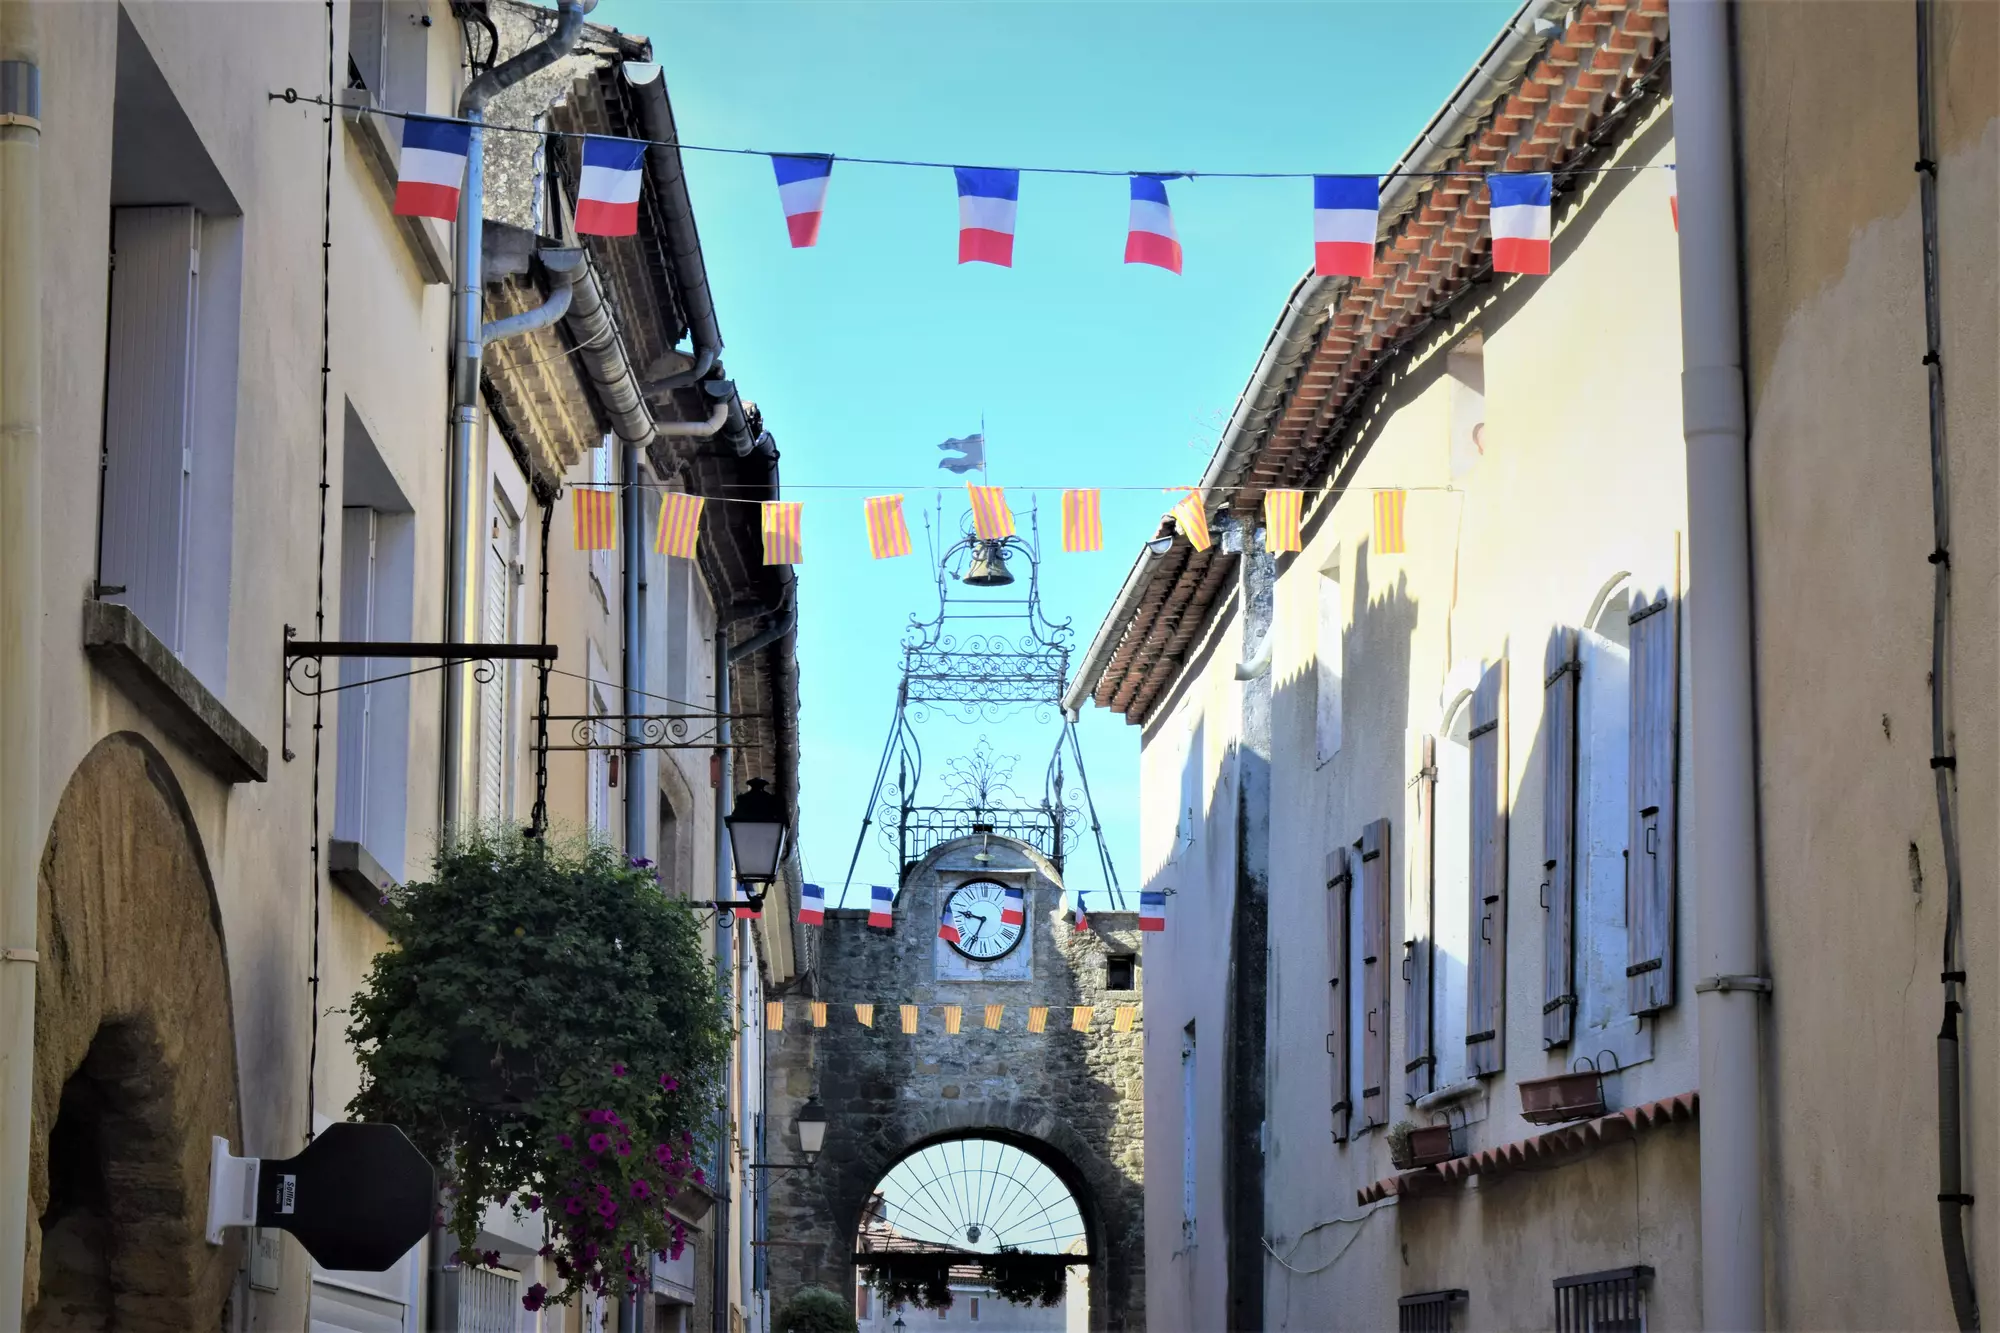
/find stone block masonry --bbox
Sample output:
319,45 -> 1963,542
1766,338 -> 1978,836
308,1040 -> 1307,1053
765,836 -> 1145,1331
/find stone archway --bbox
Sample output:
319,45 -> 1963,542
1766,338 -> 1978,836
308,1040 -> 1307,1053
766,836 -> 1144,1331
26,733 -> 242,1330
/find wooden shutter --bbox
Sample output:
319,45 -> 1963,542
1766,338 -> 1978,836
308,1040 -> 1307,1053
1359,818 -> 1392,1129
100,206 -> 200,656
1465,660 -> 1508,1077
1627,559 -> 1680,1014
348,0 -> 387,100
1404,737 -> 1437,1101
334,508 -> 379,846
1542,630 -> 1580,1048
1325,848 -> 1352,1143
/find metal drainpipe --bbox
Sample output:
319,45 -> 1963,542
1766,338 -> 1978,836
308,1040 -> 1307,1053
441,0 -> 589,833
712,627 -> 735,1333
0,18 -> 40,1324
622,444 -> 647,862
1673,4 -> 1768,1328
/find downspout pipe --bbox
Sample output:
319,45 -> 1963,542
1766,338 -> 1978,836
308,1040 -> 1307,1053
622,442 -> 647,863
622,62 -> 723,394
557,247 -> 658,453
1673,4 -> 1767,1329
478,247 -> 578,345
0,18 -> 41,1324
443,0 -> 591,832
727,573 -> 795,666
711,629 -> 735,1333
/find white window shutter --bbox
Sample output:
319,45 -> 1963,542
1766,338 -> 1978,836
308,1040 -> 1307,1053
334,508 -> 378,846
1359,817 -> 1392,1129
1404,735 -> 1437,1101
1466,658 -> 1508,1077
1325,847 -> 1352,1143
1542,629 -> 1580,1047
1626,553 -> 1680,1014
101,206 -> 200,654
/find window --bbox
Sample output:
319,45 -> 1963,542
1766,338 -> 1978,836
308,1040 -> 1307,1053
333,408 -> 415,877
477,481 -> 523,823
1446,336 -> 1485,479
587,642 -> 612,837
855,1286 -> 870,1320
1553,1265 -> 1650,1332
1316,554 -> 1344,763
1326,846 -> 1353,1140
1180,1022 -> 1197,1244
1106,955 -> 1136,991
99,17 -> 244,700
590,436 -> 616,607
1398,1289 -> 1467,1333
1427,703 -> 1475,1089
1576,593 -> 1633,1043
347,0 -> 429,114
969,1296 -> 980,1322
1427,663 -> 1510,1083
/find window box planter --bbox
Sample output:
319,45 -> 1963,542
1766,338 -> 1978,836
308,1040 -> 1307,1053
1388,1122 -> 1457,1170
1519,1069 -> 1607,1125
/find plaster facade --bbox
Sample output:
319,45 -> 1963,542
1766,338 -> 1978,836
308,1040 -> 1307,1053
765,837 -> 1145,1332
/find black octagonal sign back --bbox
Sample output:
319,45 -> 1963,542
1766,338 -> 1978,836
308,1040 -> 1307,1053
256,1122 -> 435,1271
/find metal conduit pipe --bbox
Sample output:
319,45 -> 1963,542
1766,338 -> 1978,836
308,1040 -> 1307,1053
622,438 -> 648,865
479,247 -> 579,345
622,62 -> 723,394
1672,4 -> 1767,1328
0,12 -> 41,1320
710,626 -> 735,1333
442,0 -> 591,831
653,402 -> 729,438
728,573 -> 796,666
558,247 -> 658,451
1062,0 -> 1564,715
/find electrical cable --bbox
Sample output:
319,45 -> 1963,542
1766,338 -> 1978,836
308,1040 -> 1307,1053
1260,1198 -> 1396,1275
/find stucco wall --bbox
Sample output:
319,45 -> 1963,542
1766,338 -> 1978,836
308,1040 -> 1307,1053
1136,96 -> 1694,1329
1737,2 -> 1999,1325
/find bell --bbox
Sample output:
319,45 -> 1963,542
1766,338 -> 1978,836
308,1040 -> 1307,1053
963,540 -> 1015,587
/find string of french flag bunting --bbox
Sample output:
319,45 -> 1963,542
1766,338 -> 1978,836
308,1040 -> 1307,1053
567,479 -> 1423,564
381,106 -> 1674,277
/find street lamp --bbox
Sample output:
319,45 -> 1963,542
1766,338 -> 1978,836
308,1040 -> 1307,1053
892,1317 -> 906,1332
724,777 -> 789,891
750,1095 -> 830,1173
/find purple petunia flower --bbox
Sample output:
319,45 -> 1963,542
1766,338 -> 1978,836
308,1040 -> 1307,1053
693,1166 -> 706,1185
630,1179 -> 653,1201
565,1196 -> 584,1216
660,1075 -> 679,1091
653,1144 -> 673,1166
557,1133 -> 574,1150
612,1062 -> 627,1077
616,1140 -> 633,1157
597,1196 -> 618,1219
588,1133 -> 611,1154
522,1283 -> 549,1312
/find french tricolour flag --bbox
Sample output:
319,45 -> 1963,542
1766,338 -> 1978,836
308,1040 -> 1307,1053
1140,891 -> 1167,933
576,136 -> 648,237
395,115 -> 472,221
1490,172 -> 1553,276
868,885 -> 894,929
799,882 -> 825,926
1125,175 -> 1181,274
956,167 -> 1019,268
937,898 -> 961,945
1001,885 -> 1025,926
1313,175 -> 1379,278
772,154 -> 833,248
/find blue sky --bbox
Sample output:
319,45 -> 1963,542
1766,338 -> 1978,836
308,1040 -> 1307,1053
590,0 -> 1517,905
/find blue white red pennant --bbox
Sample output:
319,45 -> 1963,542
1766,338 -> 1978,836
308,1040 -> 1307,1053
1490,172 -> 1553,275
772,155 -> 833,248
394,116 -> 471,220
1001,885 -> 1025,926
1140,891 -> 1167,932
1073,894 -> 1088,932
937,897 -> 961,945
575,136 -> 648,237
868,885 -> 894,929
1313,175 -> 1379,278
1124,175 -> 1181,273
955,167 -> 1019,267
799,882 -> 825,926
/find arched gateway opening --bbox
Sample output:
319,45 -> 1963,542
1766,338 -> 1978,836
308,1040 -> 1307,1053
765,837 -> 1143,1331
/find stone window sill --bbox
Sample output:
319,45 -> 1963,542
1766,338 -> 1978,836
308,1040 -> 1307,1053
329,839 -> 398,921
82,601 -> 268,785
342,95 -> 453,285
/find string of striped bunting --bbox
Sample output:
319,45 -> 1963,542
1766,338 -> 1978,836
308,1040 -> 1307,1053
654,491 -> 703,559
761,501 -> 803,564
1169,491 -> 1211,553
572,488 -> 616,550
1264,489 -> 1304,554
752,1001 -> 1142,1035
864,494 -> 912,559
1061,488 -> 1102,553
966,484 -> 1016,541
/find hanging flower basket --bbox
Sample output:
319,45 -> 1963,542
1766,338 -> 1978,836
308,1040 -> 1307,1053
1388,1120 -> 1457,1170
1519,1067 -> 1608,1125
347,829 -> 732,1312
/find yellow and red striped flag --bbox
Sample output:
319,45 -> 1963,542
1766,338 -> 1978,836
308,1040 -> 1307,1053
1373,488 -> 1407,555
854,1003 -> 875,1028
1170,491 -> 1211,552
1071,1005 -> 1094,1032
864,494 -> 912,559
983,1004 -> 1005,1030
1112,1005 -> 1137,1033
654,490 -> 704,559
1061,489 -> 1103,553
943,1004 -> 963,1035
766,1000 -> 784,1032
572,488 -> 616,550
1264,489 -> 1304,554
761,501 -> 804,564
1027,1005 -> 1050,1034
810,1000 -> 828,1028
967,484 -> 1016,541
899,1004 -> 920,1035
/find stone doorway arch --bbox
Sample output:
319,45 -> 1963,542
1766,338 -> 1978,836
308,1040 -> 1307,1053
25,733 -> 242,1330
766,836 -> 1144,1331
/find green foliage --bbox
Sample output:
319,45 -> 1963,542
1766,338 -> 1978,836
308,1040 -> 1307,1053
775,1285 -> 860,1333
982,1249 -> 1070,1308
346,828 -> 730,1308
859,1255 -> 955,1311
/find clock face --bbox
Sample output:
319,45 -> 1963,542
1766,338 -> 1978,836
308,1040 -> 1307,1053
944,881 -> 1024,961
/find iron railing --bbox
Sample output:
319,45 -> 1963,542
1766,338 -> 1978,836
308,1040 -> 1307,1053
1553,1265 -> 1651,1332
897,807 -> 1063,873
1398,1289 -> 1466,1333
